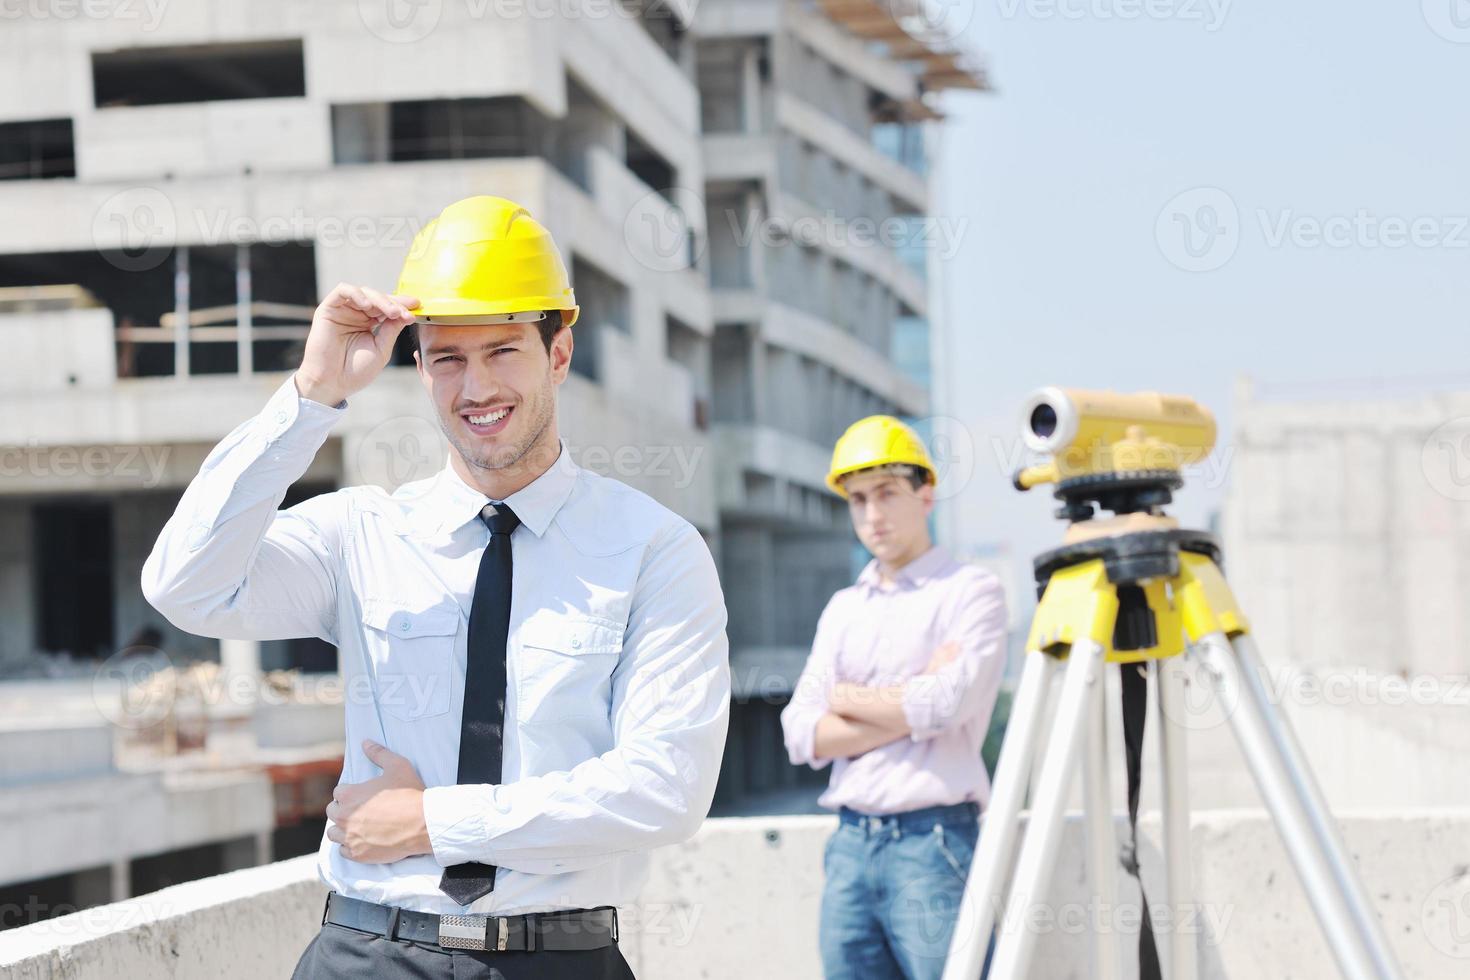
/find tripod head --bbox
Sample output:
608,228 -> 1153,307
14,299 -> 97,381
1012,387 -> 1216,523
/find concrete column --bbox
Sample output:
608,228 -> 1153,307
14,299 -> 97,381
0,502 -> 34,664
221,835 -> 261,874
746,186 -> 768,294
110,860 -> 130,902
72,865 -> 113,909
748,331 -> 768,427
740,44 -> 761,133
235,244 -> 253,376
219,638 -> 261,711
173,244 -> 190,379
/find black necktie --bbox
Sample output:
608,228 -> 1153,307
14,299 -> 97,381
439,502 -> 520,906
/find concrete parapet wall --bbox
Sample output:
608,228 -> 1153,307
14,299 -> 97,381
4,810 -> 1466,979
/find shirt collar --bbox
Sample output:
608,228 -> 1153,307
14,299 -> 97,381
857,544 -> 950,593
420,438 -> 580,538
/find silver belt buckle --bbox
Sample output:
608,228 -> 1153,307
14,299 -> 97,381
438,914 -> 510,951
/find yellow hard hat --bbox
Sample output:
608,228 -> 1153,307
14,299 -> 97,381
397,196 -> 579,327
826,415 -> 936,498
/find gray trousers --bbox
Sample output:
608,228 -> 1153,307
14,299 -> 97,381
290,921 -> 637,979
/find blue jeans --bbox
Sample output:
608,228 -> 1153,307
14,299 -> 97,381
820,801 -> 994,980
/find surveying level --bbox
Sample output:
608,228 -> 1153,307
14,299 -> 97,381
941,388 -> 1403,980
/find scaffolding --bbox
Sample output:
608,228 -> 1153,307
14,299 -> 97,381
815,0 -> 989,118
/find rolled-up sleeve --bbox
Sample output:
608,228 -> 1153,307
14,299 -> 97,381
422,519 -> 731,875
902,574 -> 1007,742
779,601 -> 842,770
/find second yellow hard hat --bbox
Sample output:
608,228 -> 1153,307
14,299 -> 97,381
397,196 -> 579,327
826,415 -> 935,498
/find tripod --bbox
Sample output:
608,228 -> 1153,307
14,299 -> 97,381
940,483 -> 1405,980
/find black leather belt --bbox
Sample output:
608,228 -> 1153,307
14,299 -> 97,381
322,892 -> 618,952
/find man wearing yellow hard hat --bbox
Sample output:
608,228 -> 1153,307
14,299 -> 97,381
143,196 -> 730,978
779,416 -> 1007,980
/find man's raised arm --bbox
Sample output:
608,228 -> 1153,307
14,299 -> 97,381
141,284 -> 416,642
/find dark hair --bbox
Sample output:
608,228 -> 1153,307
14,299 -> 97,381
843,464 -> 932,493
409,310 -> 565,357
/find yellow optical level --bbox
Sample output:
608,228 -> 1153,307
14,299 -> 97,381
1014,387 -> 1217,490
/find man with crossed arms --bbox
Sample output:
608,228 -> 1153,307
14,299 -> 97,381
782,417 -> 1006,980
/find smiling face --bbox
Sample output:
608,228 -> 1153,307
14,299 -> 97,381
414,319 -> 572,490
842,467 -> 935,569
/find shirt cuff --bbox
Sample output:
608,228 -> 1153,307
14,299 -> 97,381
422,784 -> 496,868
902,674 -> 951,742
262,375 -> 346,446
797,712 -> 834,771
780,698 -> 831,771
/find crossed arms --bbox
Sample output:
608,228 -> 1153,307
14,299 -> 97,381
780,585 -> 1007,769
811,642 -> 962,759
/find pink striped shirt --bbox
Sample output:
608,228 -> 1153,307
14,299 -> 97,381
780,545 -> 1008,815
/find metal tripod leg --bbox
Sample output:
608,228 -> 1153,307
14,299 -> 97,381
1083,658 -> 1121,980
1155,656 -> 1197,980
1194,632 -> 1401,980
987,639 -> 1107,980
943,650 -> 1060,980
1229,635 -> 1405,980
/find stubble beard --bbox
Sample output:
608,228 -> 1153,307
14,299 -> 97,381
442,375 -> 556,477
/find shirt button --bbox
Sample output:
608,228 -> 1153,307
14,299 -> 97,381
274,410 -> 288,424
398,621 -> 410,632
570,638 -> 582,649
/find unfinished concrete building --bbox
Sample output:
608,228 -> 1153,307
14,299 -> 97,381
692,0 -> 981,808
0,1 -> 981,924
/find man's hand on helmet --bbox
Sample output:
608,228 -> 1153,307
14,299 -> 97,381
294,283 -> 418,407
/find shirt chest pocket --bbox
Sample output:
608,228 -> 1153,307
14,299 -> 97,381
514,617 -> 624,726
361,598 -> 460,722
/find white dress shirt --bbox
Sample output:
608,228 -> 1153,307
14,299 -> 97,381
142,377 -> 731,916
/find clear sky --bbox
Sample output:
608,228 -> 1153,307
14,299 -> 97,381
932,0 -> 1470,598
